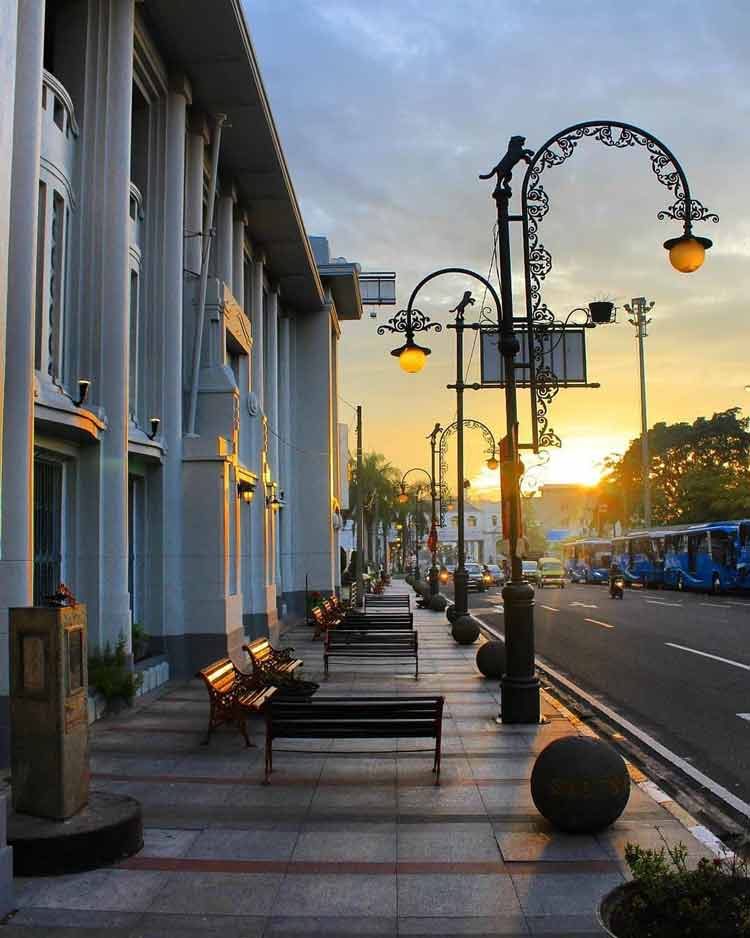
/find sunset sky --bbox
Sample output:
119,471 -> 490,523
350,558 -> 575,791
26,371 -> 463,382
247,0 -> 750,496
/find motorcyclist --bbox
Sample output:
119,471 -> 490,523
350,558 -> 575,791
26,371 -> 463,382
609,561 -> 624,597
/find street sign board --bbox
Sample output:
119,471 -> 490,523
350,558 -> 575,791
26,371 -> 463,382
480,327 -> 588,388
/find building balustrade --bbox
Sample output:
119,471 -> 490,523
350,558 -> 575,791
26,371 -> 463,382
40,70 -> 78,202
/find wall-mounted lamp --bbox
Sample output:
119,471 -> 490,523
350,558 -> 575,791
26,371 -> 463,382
266,494 -> 281,509
237,479 -> 255,503
147,417 -> 160,440
73,379 -> 91,407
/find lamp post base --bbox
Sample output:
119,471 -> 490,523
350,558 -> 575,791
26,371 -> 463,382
453,569 -> 469,616
429,563 -> 439,596
500,578 -> 540,724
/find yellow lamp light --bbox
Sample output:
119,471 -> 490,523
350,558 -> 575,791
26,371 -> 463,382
398,491 -> 408,504
663,234 -> 712,273
399,344 -> 428,374
486,455 -> 499,471
447,502 -> 455,511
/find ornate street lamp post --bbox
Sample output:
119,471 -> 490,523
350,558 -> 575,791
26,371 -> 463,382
398,468 -> 433,585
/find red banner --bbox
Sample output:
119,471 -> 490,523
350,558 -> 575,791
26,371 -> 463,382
427,522 -> 438,554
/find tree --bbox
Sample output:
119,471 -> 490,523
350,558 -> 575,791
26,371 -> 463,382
348,452 -> 402,568
593,409 -> 750,527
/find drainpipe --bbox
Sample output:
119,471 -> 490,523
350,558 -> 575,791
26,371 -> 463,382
186,113 -> 226,436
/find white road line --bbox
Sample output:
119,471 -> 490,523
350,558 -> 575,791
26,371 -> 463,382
646,599 -> 683,607
539,605 -> 559,613
737,714 -> 750,722
584,617 -> 615,629
700,602 -> 731,609
665,642 -> 750,671
725,601 -> 750,608
473,614 -> 750,823
570,602 -> 598,609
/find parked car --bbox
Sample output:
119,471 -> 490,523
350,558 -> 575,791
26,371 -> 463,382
521,560 -> 539,586
483,563 -> 505,587
537,557 -> 566,589
465,562 -> 487,591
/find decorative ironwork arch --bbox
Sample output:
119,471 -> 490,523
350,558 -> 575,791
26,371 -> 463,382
520,120 -> 719,452
437,419 -> 496,526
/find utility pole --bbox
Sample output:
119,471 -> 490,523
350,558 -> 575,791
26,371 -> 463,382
624,298 -> 655,528
356,405 -> 364,606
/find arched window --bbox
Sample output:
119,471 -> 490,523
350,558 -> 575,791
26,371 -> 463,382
492,515 -> 498,527
468,515 -> 477,528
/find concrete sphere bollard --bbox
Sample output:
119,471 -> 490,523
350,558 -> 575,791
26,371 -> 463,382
451,614 -> 481,645
476,640 -> 505,678
428,593 -> 449,612
530,736 -> 630,833
445,603 -> 459,624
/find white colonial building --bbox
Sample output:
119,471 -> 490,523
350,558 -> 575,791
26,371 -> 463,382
0,0 -> 372,761
435,499 -> 503,565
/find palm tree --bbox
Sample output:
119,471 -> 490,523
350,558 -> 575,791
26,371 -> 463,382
348,452 -> 401,571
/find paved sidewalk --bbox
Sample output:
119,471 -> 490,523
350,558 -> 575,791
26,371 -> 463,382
4,582 -> 714,937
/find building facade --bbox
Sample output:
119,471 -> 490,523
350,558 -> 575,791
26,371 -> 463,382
436,499 -> 502,565
0,0 -> 366,761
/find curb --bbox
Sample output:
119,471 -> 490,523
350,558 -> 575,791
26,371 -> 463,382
474,616 -> 736,860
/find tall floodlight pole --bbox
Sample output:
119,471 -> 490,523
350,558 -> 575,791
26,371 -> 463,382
624,297 -> 655,527
428,423 -> 442,595
356,405 -> 364,607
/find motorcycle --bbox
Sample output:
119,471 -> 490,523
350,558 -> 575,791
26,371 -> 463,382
609,575 -> 625,600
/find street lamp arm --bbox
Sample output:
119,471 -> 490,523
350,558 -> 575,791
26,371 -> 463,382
405,267 -> 503,326
400,467 -> 433,490
521,119 -> 719,235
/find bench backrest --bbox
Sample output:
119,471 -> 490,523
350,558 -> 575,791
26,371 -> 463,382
245,638 -> 273,665
327,631 -> 416,648
338,622 -> 413,632
365,596 -> 409,606
267,695 -> 443,739
198,657 -> 238,697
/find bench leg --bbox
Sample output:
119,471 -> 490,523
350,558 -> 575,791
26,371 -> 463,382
324,654 -> 329,679
433,736 -> 442,785
415,654 -> 419,680
237,712 -> 257,748
263,733 -> 272,784
201,718 -> 213,746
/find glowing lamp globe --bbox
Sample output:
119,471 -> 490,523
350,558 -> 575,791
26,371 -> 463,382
399,345 -> 428,374
398,492 -> 408,504
664,234 -> 711,273
486,456 -> 499,471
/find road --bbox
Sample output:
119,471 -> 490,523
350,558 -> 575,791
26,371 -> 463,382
443,579 -> 750,809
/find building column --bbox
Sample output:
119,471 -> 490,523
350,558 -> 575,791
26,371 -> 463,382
278,315 -> 294,609
216,190 -> 233,290
0,0 -> 42,774
89,0 -> 134,652
162,77 -> 190,655
232,209 -> 245,305
265,288 -> 280,599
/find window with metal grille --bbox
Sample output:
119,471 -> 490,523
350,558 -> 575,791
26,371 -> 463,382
33,457 -> 63,605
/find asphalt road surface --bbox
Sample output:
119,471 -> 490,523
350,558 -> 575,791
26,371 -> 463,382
443,579 -> 750,809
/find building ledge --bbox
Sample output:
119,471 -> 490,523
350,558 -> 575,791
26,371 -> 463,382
34,377 -> 105,443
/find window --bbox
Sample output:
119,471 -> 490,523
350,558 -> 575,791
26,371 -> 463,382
33,457 -> 63,605
451,517 -> 458,528
34,184 -> 68,383
468,516 -> 477,528
129,270 -> 139,421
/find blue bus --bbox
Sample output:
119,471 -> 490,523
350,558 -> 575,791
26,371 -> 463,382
562,538 -> 612,584
609,520 -> 750,593
662,520 -> 750,594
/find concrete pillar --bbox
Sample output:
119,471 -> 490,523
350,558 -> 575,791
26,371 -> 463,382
266,288 -> 280,477
90,0 -> 134,652
291,305 -> 335,597
162,78 -> 189,651
251,257 -> 265,411
279,315 -> 294,606
216,192 -> 233,290
184,121 -> 204,278
0,0 -> 45,762
232,209 -> 245,305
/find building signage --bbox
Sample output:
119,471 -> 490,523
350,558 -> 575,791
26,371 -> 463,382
480,327 -> 588,388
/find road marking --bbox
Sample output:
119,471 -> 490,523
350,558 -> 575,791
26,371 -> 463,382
737,714 -> 750,722
570,602 -> 598,609
473,613 -> 750,821
584,617 -> 614,629
725,601 -> 750,608
699,602 -> 731,609
645,599 -> 683,607
665,642 -> 750,671
539,605 -> 559,613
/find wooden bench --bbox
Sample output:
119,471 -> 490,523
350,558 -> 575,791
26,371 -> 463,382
264,695 -> 444,784
325,630 -> 419,678
340,612 -> 413,631
197,658 -> 277,747
312,604 -> 343,639
243,638 -> 303,679
365,594 -> 410,610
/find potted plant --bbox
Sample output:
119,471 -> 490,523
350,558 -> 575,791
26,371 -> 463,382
598,841 -> 750,937
88,635 -> 143,714
131,622 -> 150,662
588,295 -> 617,324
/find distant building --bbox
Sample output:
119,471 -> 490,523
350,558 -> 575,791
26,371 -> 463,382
435,499 -> 502,564
530,484 -> 599,544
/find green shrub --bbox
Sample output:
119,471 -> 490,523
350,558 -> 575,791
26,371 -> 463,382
88,635 -> 143,706
613,841 -> 750,938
